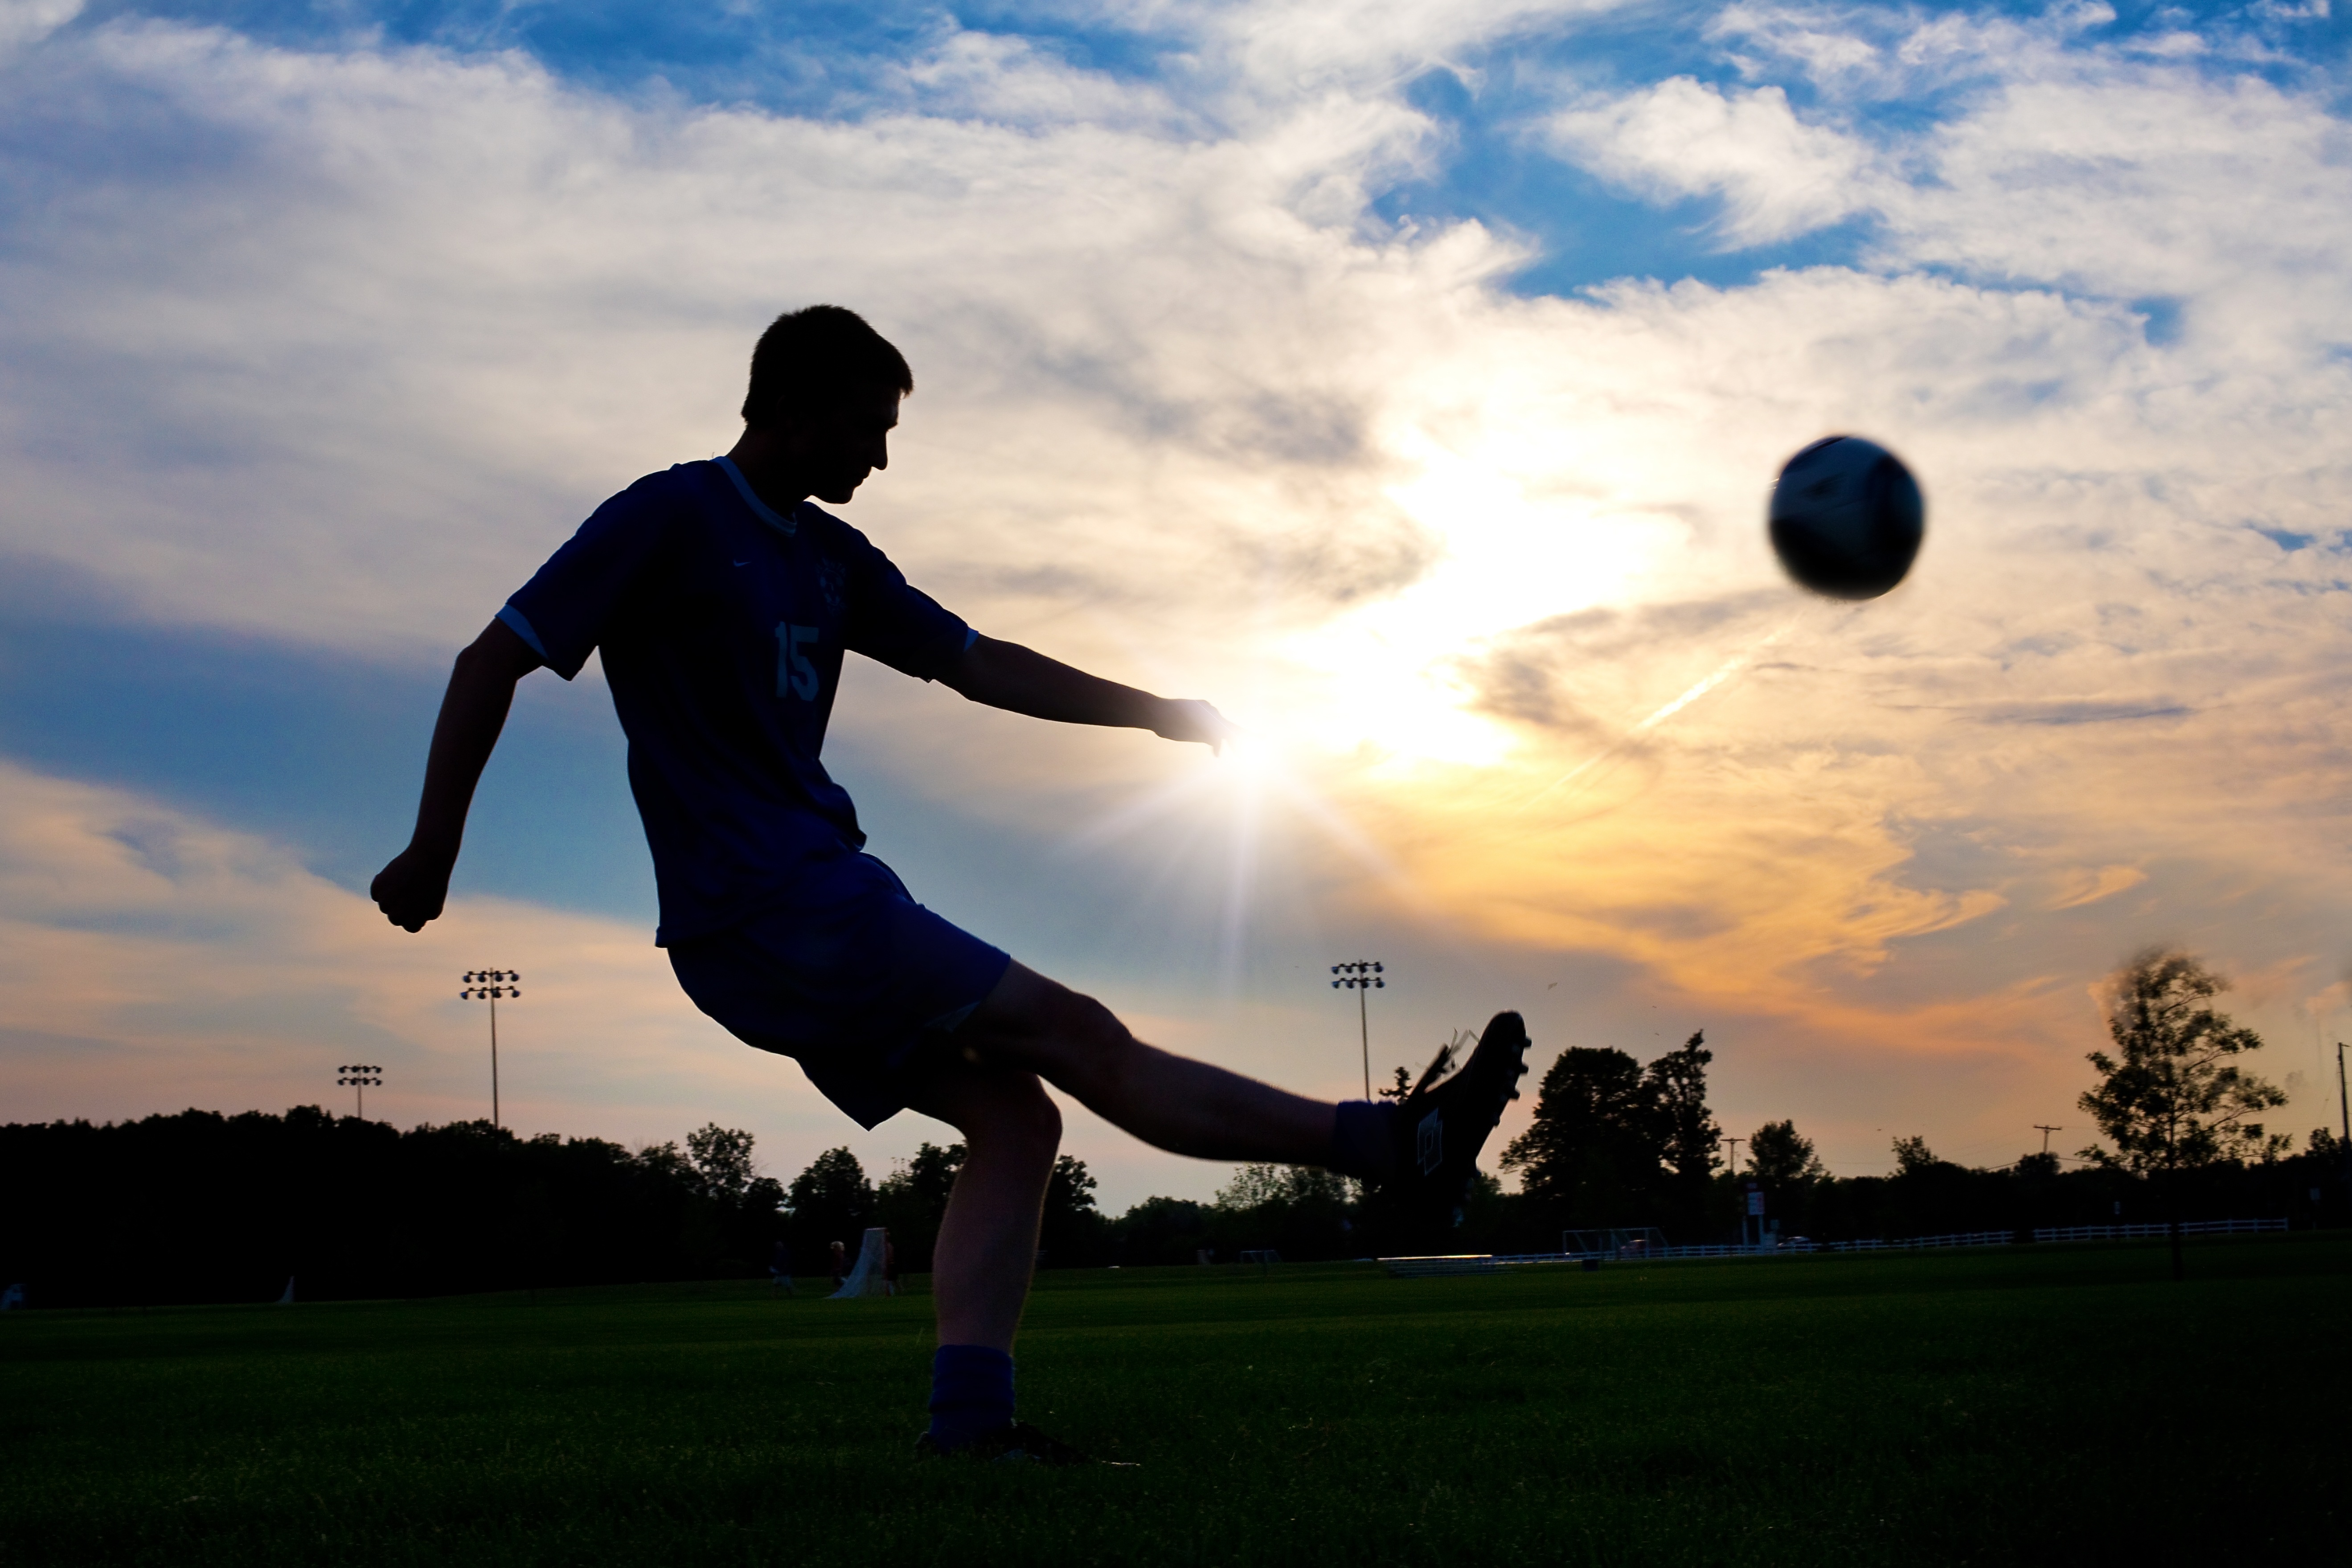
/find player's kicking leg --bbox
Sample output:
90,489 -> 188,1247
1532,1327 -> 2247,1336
900,959 -> 1530,1463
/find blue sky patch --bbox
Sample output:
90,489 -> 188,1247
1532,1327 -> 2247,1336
0,605 -> 652,919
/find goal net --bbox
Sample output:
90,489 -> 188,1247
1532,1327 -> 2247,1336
828,1227 -> 895,1298
1562,1227 -> 1668,1261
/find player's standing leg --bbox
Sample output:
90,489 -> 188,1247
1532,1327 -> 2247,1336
901,960 -> 1530,1462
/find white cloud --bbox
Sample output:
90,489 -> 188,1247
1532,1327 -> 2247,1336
2,3 -> 2351,1167
1558,4 -> 2352,350
1548,78 -> 1875,246
0,0 -> 78,58
889,26 -> 1188,131
0,19 -> 1481,656
1165,0 -> 1628,102
1881,69 -> 2352,336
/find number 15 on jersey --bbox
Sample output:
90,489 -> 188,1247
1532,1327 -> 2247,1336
776,622 -> 821,701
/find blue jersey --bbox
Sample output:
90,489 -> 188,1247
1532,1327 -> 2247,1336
500,458 -> 973,945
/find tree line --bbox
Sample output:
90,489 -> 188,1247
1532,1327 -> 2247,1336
5,949 -> 2341,1306
0,1104 -> 1327,1306
0,1112 -> 793,1308
1467,946 -> 2342,1256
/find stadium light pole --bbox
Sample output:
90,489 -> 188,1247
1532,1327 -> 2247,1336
460,970 -> 521,1127
1330,961 -> 1384,1100
336,1064 -> 383,1121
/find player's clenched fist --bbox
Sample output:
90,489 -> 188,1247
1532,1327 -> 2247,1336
1152,698 -> 1239,754
371,846 -> 452,932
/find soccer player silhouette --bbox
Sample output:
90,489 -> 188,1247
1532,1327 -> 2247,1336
372,305 -> 1528,1463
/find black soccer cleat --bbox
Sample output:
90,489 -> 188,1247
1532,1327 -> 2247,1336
914,1421 -> 1126,1467
1389,1011 -> 1531,1226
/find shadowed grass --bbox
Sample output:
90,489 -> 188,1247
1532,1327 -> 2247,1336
3,1237 -> 2345,1564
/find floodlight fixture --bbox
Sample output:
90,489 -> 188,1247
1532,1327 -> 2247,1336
336,1064 -> 383,1120
1330,960 -> 1386,1100
459,970 -> 523,1127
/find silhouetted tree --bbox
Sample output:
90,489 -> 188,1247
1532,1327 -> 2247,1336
1891,1135 -> 1950,1177
1108,1195 -> 1210,1265
786,1147 -> 873,1260
637,1139 -> 694,1186
1500,1046 -> 1663,1231
1648,1032 -> 1721,1184
2080,949 -> 2289,1277
1750,1120 -> 1826,1187
1039,1154 -> 1110,1265
1215,1163 -> 1291,1210
686,1124 -> 756,1199
672,1125 -> 783,1269
0,1108 -> 793,1305
1204,1163 -> 1358,1259
1643,1032 -> 1720,1234
9,1093 -> 2339,1307
873,1142 -> 964,1273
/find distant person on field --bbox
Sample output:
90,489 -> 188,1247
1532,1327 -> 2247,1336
828,1239 -> 846,1292
370,305 -> 1530,1464
769,1238 -> 795,1295
883,1231 -> 898,1297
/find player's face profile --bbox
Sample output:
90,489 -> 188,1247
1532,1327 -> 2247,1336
795,385 -> 902,505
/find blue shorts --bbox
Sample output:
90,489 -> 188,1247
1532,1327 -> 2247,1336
667,852 -> 1012,1129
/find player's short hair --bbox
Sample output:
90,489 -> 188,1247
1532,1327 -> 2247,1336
741,305 -> 914,427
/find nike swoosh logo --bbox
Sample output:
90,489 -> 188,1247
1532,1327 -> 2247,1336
732,559 -> 751,567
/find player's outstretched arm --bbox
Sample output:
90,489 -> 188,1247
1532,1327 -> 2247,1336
940,634 -> 1236,751
370,618 -> 543,932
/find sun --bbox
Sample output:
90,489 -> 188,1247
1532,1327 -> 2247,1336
1278,428 -> 1684,768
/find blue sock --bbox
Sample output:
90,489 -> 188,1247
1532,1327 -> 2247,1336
1328,1100 -> 1399,1180
927,1344 -> 1015,1450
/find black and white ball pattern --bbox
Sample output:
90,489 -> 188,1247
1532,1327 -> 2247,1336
1767,436 -> 1926,601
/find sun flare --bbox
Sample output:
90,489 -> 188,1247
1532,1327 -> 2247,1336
1278,429 -> 1684,768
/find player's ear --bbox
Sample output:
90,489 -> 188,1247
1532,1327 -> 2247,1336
760,402 -> 820,453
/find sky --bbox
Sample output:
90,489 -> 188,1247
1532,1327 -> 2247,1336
3,0 -> 2350,1212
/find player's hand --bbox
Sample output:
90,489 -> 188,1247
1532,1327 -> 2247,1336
371,844 -> 455,933
1152,698 -> 1240,754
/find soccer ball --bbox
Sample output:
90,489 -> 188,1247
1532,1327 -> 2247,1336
1767,435 -> 1925,601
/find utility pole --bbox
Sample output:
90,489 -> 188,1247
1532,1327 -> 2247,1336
1723,1135 -> 1744,1173
336,1064 -> 383,1120
461,970 -> 521,1127
2033,1124 -> 2063,1155
2334,1043 -> 2351,1201
2336,1043 -> 2348,1154
1330,961 -> 1384,1101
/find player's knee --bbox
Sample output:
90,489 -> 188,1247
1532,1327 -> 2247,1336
1012,1075 -> 1063,1152
972,1071 -> 1061,1163
1061,989 -> 1130,1051
1045,988 -> 1145,1096
970,969 -> 1141,1100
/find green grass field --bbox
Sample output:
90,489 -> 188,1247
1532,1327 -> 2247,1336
4,1237 -> 2346,1565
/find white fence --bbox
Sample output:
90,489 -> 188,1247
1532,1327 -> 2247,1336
1380,1216 -> 2293,1276
2033,1217 -> 2286,1243
1385,1255 -> 1521,1277
1825,1229 -> 2017,1253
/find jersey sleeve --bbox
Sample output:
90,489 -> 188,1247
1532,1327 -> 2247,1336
836,524 -> 975,682
501,475 -> 679,680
